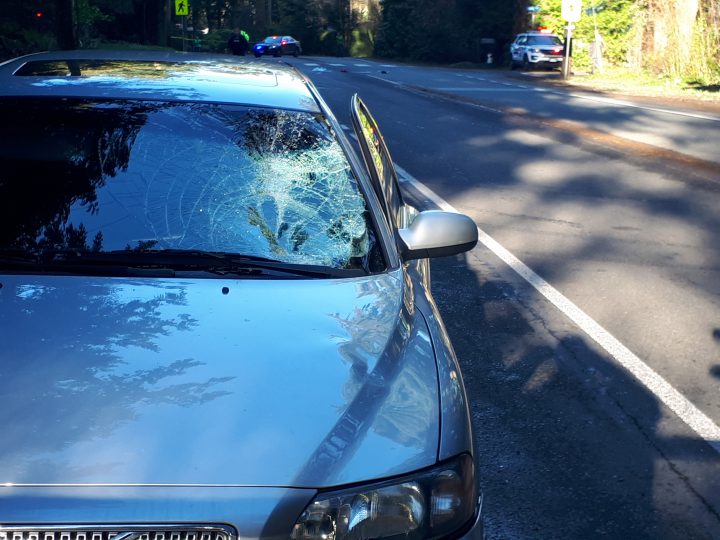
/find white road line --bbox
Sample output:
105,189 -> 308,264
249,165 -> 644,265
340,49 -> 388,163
367,75 -> 402,86
435,87 -> 532,92
393,163 -> 720,455
568,93 -> 720,122
303,63 -> 319,66
329,63 -> 345,67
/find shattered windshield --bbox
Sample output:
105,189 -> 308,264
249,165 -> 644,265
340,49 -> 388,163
0,98 -> 385,274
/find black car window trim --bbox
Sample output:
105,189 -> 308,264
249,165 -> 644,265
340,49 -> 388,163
349,95 -> 405,229
335,133 -> 399,271
300,81 -> 400,271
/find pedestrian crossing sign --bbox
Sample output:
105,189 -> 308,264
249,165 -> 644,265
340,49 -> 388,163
175,0 -> 189,16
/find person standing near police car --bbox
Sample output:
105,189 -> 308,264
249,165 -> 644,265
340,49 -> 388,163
227,29 -> 248,56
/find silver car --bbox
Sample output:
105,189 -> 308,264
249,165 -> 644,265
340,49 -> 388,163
0,50 -> 483,540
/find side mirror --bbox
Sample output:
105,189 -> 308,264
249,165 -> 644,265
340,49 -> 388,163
398,210 -> 478,261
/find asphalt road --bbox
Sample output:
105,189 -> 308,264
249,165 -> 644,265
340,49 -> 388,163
271,55 -> 720,539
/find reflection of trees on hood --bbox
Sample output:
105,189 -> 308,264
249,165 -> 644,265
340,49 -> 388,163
0,100 -> 152,253
0,280 -> 233,472
332,281 -> 435,450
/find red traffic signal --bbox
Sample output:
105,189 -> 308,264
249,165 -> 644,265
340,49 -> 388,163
35,11 -> 43,18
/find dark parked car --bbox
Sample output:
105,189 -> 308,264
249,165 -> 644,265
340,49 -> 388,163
510,30 -> 565,70
0,50 -> 483,540
254,35 -> 301,57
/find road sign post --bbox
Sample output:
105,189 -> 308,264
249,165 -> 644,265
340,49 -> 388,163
175,0 -> 189,52
562,23 -> 574,79
527,5 -> 541,30
561,0 -> 581,79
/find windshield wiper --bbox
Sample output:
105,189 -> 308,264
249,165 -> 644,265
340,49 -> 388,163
0,249 -> 365,279
0,249 -> 171,277
119,249 -> 366,278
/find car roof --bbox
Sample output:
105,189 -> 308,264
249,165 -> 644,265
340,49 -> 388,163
518,31 -> 560,37
0,49 -> 320,112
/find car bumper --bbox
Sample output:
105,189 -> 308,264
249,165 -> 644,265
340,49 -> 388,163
528,55 -> 563,64
1,486 -> 485,540
458,495 -> 485,540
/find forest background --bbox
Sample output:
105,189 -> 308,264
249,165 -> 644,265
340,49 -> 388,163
1,0 -> 718,87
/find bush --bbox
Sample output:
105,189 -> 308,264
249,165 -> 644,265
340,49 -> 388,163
200,30 -> 233,53
0,26 -> 56,60
318,30 -> 347,57
349,28 -> 373,57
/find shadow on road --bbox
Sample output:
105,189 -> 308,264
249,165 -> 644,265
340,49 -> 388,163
711,329 -> 720,380
313,68 -> 720,538
429,252 -> 720,539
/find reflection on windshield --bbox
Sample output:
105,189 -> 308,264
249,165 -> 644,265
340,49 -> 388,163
528,36 -> 563,46
0,99 -> 384,272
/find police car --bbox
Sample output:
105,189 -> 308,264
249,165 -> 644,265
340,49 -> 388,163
509,30 -> 565,70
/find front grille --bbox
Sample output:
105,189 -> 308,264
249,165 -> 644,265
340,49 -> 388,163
0,526 -> 236,540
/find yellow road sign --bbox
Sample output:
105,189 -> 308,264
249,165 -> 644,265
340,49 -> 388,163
175,0 -> 189,16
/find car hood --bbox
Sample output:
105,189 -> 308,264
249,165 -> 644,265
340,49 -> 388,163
0,272 -> 440,488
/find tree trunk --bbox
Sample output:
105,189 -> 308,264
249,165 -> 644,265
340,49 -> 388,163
55,0 -> 78,49
157,0 -> 171,47
676,0 -> 699,65
647,0 -> 699,74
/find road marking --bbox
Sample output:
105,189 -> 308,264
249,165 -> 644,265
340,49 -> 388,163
393,163 -> 720,455
434,87 -> 533,92
565,93 -> 720,122
303,63 -> 319,66
354,63 -> 371,67
448,77 -> 719,121
329,63 -> 345,67
367,75 -> 402,86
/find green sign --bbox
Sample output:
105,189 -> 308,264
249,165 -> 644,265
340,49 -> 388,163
175,0 -> 189,16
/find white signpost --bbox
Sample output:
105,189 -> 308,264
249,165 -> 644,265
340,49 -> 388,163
561,0 -> 582,79
562,0 -> 582,22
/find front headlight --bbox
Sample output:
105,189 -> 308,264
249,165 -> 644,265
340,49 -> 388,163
291,454 -> 476,540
